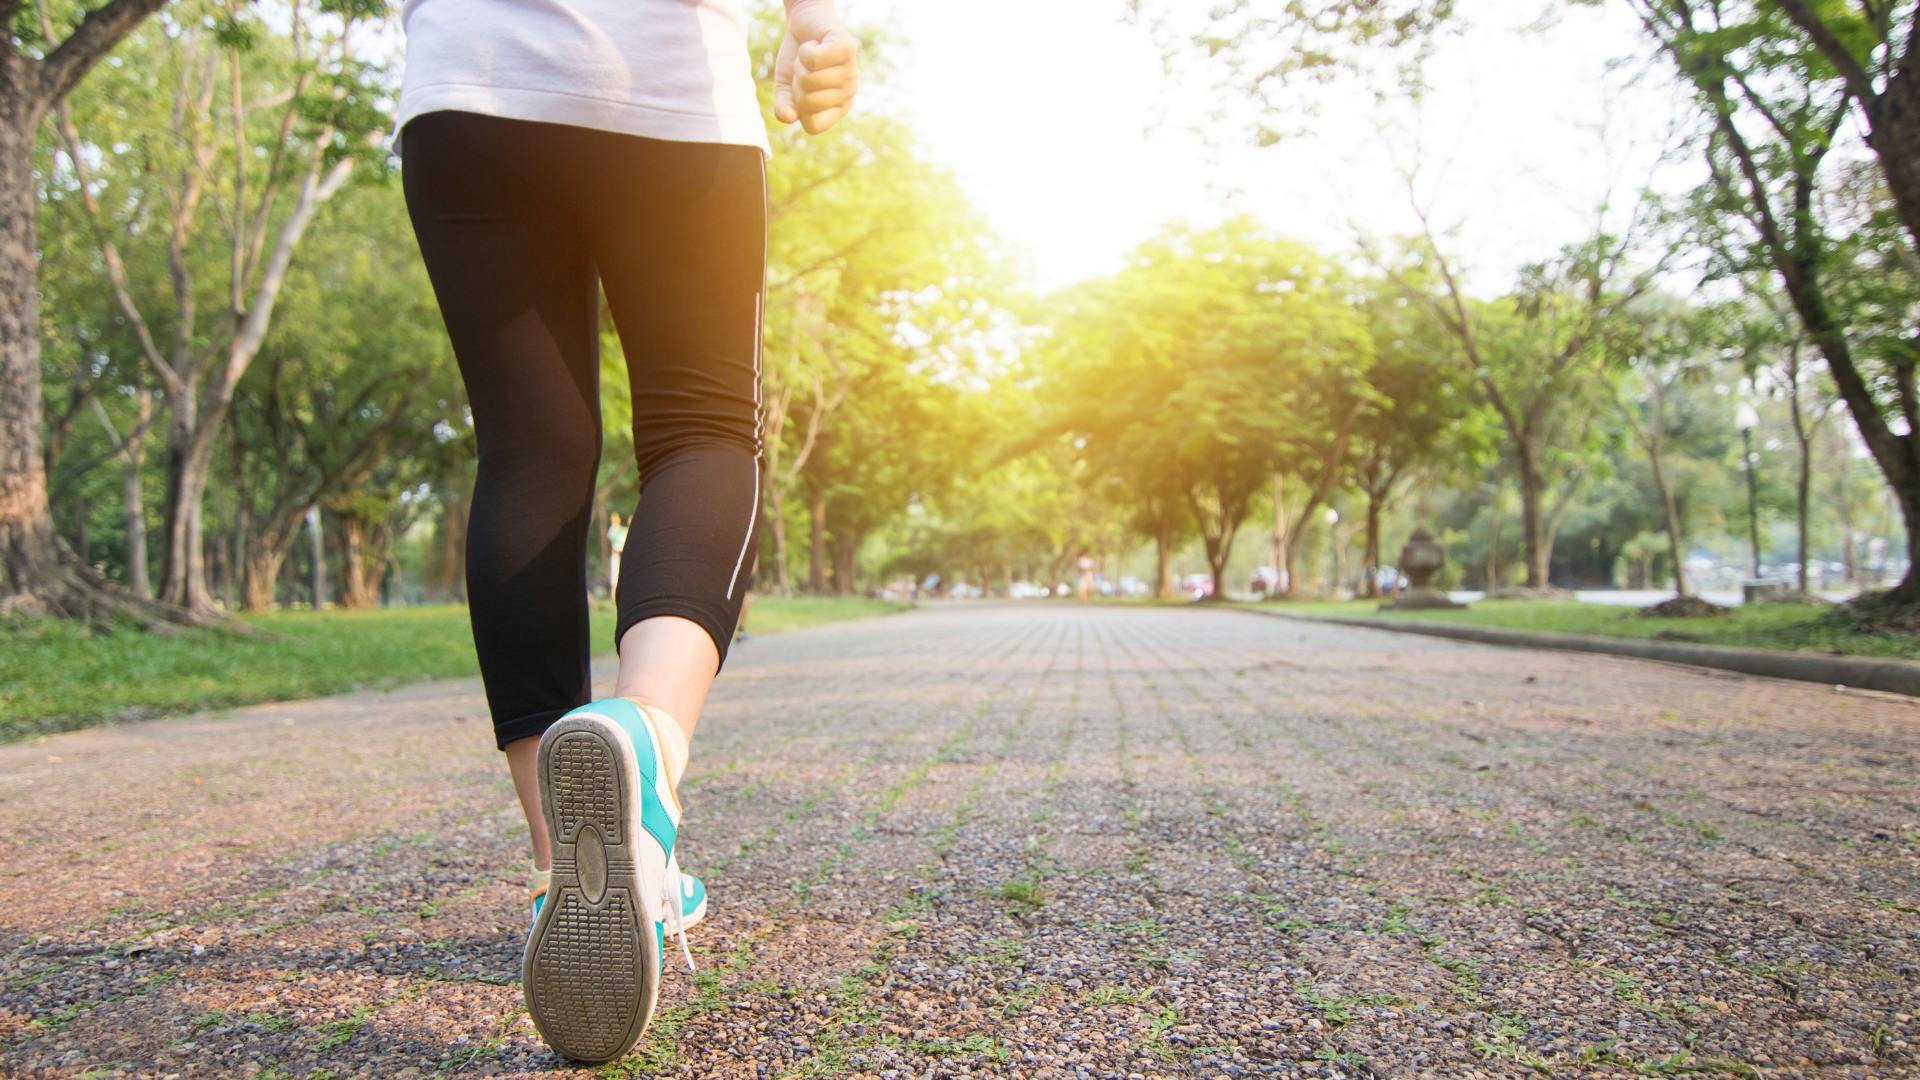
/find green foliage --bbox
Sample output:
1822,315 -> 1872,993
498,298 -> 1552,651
0,598 -> 900,739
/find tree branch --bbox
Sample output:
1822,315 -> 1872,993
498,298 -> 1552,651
38,0 -> 171,108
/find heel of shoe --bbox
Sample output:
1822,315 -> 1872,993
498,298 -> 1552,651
521,716 -> 661,1063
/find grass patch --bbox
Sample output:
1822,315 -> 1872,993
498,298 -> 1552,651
1248,598 -> 1920,659
740,595 -> 905,635
2,596 -> 906,740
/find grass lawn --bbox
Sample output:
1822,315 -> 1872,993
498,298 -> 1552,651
1244,598 -> 1920,660
1,596 -> 905,741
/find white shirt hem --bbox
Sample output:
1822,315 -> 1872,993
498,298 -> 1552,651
396,83 -> 771,156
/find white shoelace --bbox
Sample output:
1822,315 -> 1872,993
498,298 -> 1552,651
665,863 -> 696,974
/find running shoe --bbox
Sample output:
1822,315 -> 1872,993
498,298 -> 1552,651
668,854 -> 708,929
521,698 -> 680,1063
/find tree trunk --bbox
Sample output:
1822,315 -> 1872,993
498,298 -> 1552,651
1271,472 -> 1286,590
808,497 -> 826,593
765,481 -> 792,595
305,504 -> 325,609
1362,484 -> 1384,599
833,526 -> 859,595
1647,435 -> 1688,597
337,514 -> 383,609
0,0 -> 181,624
1790,391 -> 1814,595
1486,481 -> 1503,592
243,539 -> 288,612
0,109 -> 199,626
121,392 -> 151,598
1155,515 -> 1174,599
1516,442 -> 1548,588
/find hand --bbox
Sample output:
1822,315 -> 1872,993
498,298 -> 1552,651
774,0 -> 859,135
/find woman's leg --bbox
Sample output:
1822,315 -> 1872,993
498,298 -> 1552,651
403,111 -> 601,871
574,136 -> 768,746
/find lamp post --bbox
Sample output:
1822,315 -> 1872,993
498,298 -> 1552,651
1736,403 -> 1762,578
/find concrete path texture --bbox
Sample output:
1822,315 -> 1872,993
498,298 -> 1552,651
1,604 -> 1916,1080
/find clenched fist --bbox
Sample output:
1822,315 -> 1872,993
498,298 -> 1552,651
774,0 -> 859,134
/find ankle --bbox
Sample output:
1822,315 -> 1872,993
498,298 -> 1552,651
623,697 -> 689,792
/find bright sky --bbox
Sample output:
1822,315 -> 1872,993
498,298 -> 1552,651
856,0 -> 1694,294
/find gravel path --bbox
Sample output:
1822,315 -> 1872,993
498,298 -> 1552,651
2,603 -> 1917,1080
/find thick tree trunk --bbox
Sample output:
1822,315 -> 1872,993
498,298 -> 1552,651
0,0 -> 177,624
1516,444 -> 1548,589
833,526 -> 860,595
0,98 -> 203,628
338,514 -> 382,609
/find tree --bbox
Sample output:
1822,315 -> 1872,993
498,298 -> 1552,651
1606,300 -> 1714,599
1617,0 -> 1920,612
48,0 -> 387,613
1055,220 -> 1372,597
1369,224 -> 1649,590
1346,283 -> 1482,596
0,0 -> 179,623
219,181 -> 457,610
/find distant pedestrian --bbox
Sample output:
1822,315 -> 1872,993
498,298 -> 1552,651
1077,551 -> 1096,602
606,513 -> 628,598
397,0 -> 858,1062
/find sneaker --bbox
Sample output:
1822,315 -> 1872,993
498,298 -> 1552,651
530,867 -> 552,924
667,854 -> 708,930
522,698 -> 680,1063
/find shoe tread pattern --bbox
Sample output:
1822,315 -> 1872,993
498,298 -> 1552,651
525,727 -> 653,1063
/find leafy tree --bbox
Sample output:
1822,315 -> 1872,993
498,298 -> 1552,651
46,0 -> 388,613
1346,282 -> 1485,596
1054,219 -> 1372,597
0,0 -> 177,625
1605,299 -> 1717,598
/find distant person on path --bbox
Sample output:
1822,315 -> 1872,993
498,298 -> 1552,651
606,513 -> 628,599
1077,551 -> 1096,602
396,0 -> 857,1063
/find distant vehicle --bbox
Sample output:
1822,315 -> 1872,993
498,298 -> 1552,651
1007,581 -> 1051,599
1250,566 -> 1283,597
1118,575 -> 1149,597
1179,573 -> 1214,600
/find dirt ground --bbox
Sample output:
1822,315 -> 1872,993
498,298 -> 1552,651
1,604 -> 1916,1080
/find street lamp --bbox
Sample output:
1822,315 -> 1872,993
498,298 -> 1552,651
1736,403 -> 1762,578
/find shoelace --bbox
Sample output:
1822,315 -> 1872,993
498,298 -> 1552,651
664,863 -> 695,974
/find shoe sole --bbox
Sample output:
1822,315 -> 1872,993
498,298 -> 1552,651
523,716 -> 661,1063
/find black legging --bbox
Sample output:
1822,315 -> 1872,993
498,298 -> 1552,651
403,110 -> 764,750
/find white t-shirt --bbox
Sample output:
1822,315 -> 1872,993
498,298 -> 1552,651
395,0 -> 771,154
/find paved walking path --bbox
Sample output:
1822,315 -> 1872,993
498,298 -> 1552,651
2,604 -> 1917,1079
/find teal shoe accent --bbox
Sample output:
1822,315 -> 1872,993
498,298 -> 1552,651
531,887 -> 547,925
676,871 -> 708,928
562,698 -> 677,858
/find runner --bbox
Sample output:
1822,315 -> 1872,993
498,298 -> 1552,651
395,0 -> 858,1062
1077,551 -> 1096,602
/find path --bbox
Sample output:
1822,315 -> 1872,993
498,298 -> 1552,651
1,604 -> 1917,1079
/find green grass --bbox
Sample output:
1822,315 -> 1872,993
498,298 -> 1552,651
0,596 -> 905,741
739,595 -> 905,636
1245,598 -> 1920,659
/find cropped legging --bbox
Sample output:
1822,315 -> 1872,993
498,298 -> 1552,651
402,110 -> 764,750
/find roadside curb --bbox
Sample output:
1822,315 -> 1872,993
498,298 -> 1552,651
1238,608 -> 1920,699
